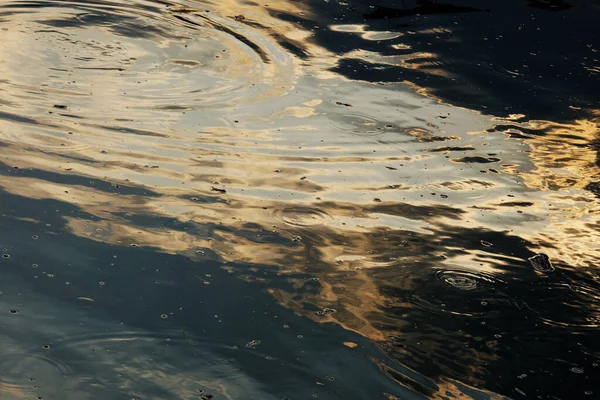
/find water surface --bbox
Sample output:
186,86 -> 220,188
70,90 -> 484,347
1,0 -> 599,399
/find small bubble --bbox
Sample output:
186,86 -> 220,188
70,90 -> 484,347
32,264 -> 38,268
9,309 -> 19,314
131,244 -> 138,247
571,367 -> 584,374
494,334 -> 502,338
326,376 -> 335,381
32,235 -> 39,239
481,240 -> 493,247
2,254 -> 9,258
297,335 -> 304,339
161,314 -> 168,319
99,281 -> 105,286
42,344 -> 51,349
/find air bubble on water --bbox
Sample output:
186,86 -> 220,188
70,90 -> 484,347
571,367 -> 584,374
161,314 -> 168,319
42,344 -> 51,349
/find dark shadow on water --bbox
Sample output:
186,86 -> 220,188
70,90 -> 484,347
2,161 -> 161,198
219,206 -> 600,398
6,160 -> 598,398
0,187 -> 412,400
271,0 -> 600,122
364,1 -> 487,19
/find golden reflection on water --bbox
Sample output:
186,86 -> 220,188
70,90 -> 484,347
1,0 -> 599,398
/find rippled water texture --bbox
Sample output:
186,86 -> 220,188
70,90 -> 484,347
1,0 -> 599,399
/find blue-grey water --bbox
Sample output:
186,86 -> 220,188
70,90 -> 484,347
1,0 -> 599,399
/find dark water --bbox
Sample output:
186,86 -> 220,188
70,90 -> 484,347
1,0 -> 599,399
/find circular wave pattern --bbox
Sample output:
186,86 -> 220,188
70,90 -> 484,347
524,283 -> 600,330
0,351 -> 71,397
0,0 -> 295,125
435,269 -> 496,291
406,268 -> 508,318
274,206 -> 333,227
0,330 -> 279,399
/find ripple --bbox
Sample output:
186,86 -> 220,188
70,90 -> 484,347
0,351 -> 71,397
524,283 -> 600,329
273,206 -> 332,227
406,268 -> 508,317
329,112 -> 394,137
3,1 -> 292,107
27,330 -> 278,399
436,270 -> 480,291
0,0 -> 295,154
